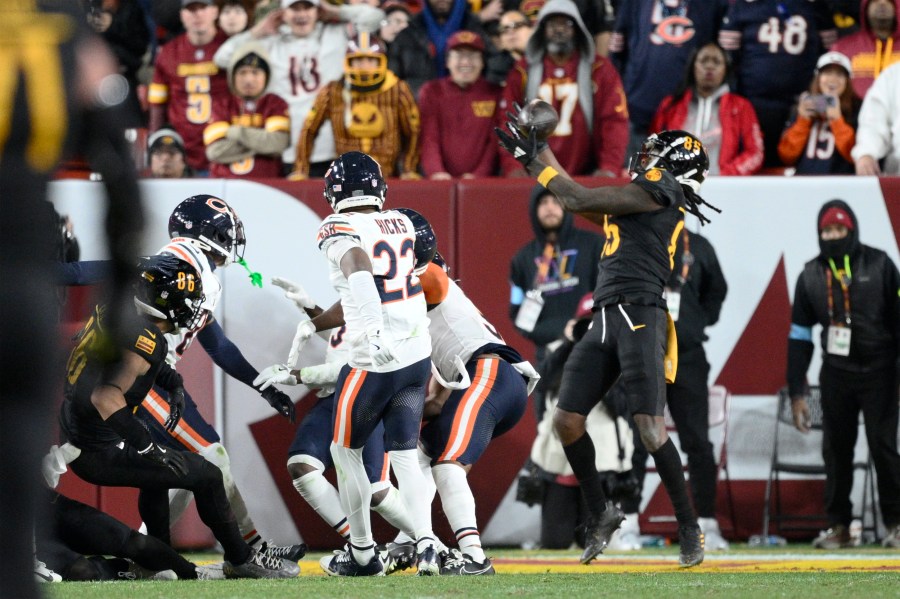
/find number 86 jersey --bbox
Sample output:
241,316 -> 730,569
317,209 -> 431,371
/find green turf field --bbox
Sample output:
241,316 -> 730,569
44,546 -> 900,598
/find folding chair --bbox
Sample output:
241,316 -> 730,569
761,387 -> 878,539
646,385 -> 737,533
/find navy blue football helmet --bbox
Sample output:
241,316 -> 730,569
324,151 -> 387,213
395,207 -> 436,275
168,195 -> 246,266
628,130 -> 709,193
134,254 -> 205,330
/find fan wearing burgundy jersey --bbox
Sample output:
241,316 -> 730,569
149,0 -> 230,173
204,42 -> 290,178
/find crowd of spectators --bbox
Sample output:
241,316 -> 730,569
70,0 -> 900,180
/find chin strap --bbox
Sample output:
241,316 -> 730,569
236,257 -> 263,288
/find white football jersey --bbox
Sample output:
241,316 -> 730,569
317,209 -> 431,371
157,238 -> 222,365
427,278 -> 506,383
302,326 -> 351,397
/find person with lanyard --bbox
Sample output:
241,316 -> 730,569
786,199 -> 900,549
615,227 -> 729,551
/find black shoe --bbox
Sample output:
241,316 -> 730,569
319,549 -> 384,577
416,545 -> 440,576
678,524 -> 705,568
440,552 -> 495,576
266,542 -> 308,563
377,541 -> 416,575
580,501 -> 625,564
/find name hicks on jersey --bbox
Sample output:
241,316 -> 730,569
375,217 -> 409,235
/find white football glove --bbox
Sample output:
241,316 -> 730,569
287,320 -> 317,369
253,364 -> 298,391
368,332 -> 397,367
272,277 -> 316,310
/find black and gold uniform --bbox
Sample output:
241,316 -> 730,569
560,168 -> 686,418
60,307 -> 169,451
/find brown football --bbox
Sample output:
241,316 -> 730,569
516,99 -> 559,142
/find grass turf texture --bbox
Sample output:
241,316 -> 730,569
45,548 -> 900,599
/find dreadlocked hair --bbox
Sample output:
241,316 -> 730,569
683,187 -> 720,226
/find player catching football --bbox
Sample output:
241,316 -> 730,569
496,107 -> 718,568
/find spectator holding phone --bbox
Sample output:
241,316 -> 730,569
778,51 -> 862,174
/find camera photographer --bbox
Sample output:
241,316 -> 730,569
522,293 -> 636,550
778,51 -> 862,174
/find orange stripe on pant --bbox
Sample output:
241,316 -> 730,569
439,359 -> 497,462
379,453 -> 390,482
332,369 -> 367,447
143,389 -> 211,452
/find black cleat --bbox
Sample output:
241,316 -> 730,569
580,501 -> 626,564
440,551 -> 495,576
416,545 -> 440,576
377,541 -> 417,575
678,524 -> 705,568
319,549 -> 384,577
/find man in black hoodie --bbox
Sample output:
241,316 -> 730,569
787,199 -> 900,550
509,184 -> 603,364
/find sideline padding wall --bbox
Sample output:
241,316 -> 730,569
49,177 -> 900,547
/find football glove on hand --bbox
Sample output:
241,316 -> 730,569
261,386 -> 295,423
494,108 -> 547,168
138,443 -> 190,477
164,386 -> 185,432
271,277 -> 316,311
253,364 -> 298,391
287,320 -> 317,369
368,332 -> 397,367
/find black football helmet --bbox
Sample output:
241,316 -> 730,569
168,195 -> 246,266
395,207 -> 436,275
324,151 -> 387,213
133,254 -> 205,330
628,130 -> 709,193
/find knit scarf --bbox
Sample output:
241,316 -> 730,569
422,0 -> 467,78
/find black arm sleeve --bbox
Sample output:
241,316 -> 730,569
787,338 -> 814,398
155,363 -> 183,392
697,237 -> 728,326
105,405 -> 152,449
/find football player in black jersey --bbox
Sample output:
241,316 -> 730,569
497,121 -> 718,568
58,255 -> 298,580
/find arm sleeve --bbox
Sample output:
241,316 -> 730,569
777,116 -> 813,166
396,81 -> 421,176
498,64 -> 528,175
592,59 -> 629,174
786,273 -> 816,396
55,260 -> 112,286
293,86 -> 332,177
347,270 -> 385,337
155,362 -> 184,392
418,262 -> 450,305
213,30 -> 254,68
724,98 -> 764,175
697,238 -> 727,326
196,319 -> 259,389
299,362 -> 343,388
851,78 -> 893,162
829,115 -> 856,163
418,82 -> 446,176
229,126 -> 290,155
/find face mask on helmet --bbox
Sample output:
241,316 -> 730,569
628,130 -> 709,193
394,207 -> 437,275
324,151 -> 388,213
133,255 -> 206,330
168,195 -> 246,266
345,32 -> 387,92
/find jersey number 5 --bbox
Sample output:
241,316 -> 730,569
372,239 -> 422,303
